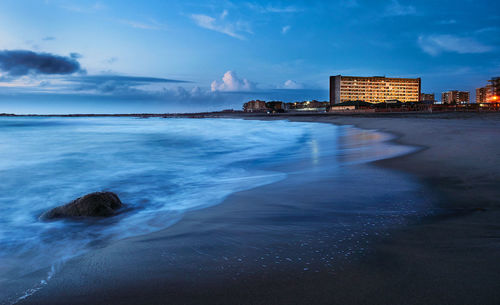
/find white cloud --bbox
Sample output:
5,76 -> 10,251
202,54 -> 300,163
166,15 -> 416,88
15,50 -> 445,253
438,19 -> 457,25
282,80 -> 304,89
190,11 -> 250,40
418,34 -> 494,56
385,0 -> 417,16
119,19 -> 166,30
475,27 -> 500,34
211,71 -> 256,92
246,3 -> 301,13
265,5 -> 300,13
282,25 -> 291,34
221,9 -> 228,19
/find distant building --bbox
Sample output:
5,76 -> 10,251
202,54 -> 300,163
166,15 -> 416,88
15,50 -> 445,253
286,100 -> 329,112
489,77 -> 500,102
475,77 -> 499,103
243,100 -> 267,112
441,90 -> 470,104
329,75 -> 421,105
265,101 -> 285,113
420,93 -> 435,103
303,100 -> 328,110
476,86 -> 492,103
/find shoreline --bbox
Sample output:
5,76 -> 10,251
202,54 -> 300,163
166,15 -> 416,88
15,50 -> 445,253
1,110 -> 499,118
195,112 -> 500,304
13,112 -> 500,305
251,113 -> 500,304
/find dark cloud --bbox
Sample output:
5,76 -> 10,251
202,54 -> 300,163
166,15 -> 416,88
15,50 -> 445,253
0,50 -> 82,76
69,75 -> 189,84
66,74 -> 191,94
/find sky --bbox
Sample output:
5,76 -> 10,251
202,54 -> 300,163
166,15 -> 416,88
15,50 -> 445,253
0,0 -> 499,114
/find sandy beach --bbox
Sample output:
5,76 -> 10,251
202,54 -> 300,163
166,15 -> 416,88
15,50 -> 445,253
278,112 -> 500,304
17,112 -> 500,305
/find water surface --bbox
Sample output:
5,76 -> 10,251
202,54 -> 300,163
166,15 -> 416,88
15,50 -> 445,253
0,117 -> 429,304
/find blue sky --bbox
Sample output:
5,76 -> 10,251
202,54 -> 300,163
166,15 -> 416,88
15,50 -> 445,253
0,0 -> 499,114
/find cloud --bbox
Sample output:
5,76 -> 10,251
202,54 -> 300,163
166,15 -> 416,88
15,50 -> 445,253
158,86 -> 227,106
263,6 -> 299,13
246,3 -> 301,13
119,19 -> 166,30
0,71 -> 191,98
190,12 -> 249,39
0,50 -> 82,77
438,19 -> 457,25
67,75 -> 190,94
282,25 -> 291,34
475,27 -> 500,34
385,0 -> 417,16
106,57 -> 118,64
282,80 -> 304,89
418,34 -> 494,56
69,75 -> 189,84
211,71 -> 256,92
221,9 -> 229,19
42,36 -> 56,41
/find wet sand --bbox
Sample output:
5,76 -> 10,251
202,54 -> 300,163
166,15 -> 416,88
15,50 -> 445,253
18,112 -> 500,305
255,112 -> 500,304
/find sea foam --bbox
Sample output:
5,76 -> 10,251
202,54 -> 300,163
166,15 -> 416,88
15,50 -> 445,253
0,117 -> 413,304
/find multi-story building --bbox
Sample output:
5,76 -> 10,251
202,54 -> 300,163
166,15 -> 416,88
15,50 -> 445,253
420,93 -> 435,102
243,100 -> 267,112
441,90 -> 470,104
476,86 -> 492,103
489,77 -> 500,102
475,77 -> 499,103
329,75 -> 421,105
265,101 -> 285,113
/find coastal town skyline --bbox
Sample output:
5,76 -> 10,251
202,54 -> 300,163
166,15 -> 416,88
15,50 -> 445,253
0,0 -> 499,114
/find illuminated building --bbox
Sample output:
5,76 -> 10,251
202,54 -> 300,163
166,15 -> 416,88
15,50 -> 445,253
476,86 -> 492,103
475,77 -> 499,103
489,77 -> 500,102
420,93 -> 435,103
329,75 -> 421,105
441,90 -> 470,104
285,100 -> 329,112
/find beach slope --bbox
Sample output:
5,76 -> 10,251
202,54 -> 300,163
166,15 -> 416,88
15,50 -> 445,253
18,112 -> 500,305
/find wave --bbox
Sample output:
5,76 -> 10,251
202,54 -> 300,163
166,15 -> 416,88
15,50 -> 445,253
0,117 -> 413,304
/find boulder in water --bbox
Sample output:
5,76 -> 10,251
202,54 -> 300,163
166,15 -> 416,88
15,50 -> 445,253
41,192 -> 123,220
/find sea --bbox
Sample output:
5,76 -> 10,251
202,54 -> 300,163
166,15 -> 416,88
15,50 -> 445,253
0,117 -> 435,304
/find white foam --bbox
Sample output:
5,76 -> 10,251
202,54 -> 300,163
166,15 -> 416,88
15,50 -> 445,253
0,117 -> 413,303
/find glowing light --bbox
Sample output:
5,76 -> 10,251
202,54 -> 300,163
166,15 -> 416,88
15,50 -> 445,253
310,139 -> 319,165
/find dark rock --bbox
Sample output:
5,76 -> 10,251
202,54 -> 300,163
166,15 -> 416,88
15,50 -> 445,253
41,192 -> 123,220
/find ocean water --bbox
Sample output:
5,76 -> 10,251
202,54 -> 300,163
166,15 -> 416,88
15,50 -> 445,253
0,117 -> 422,304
